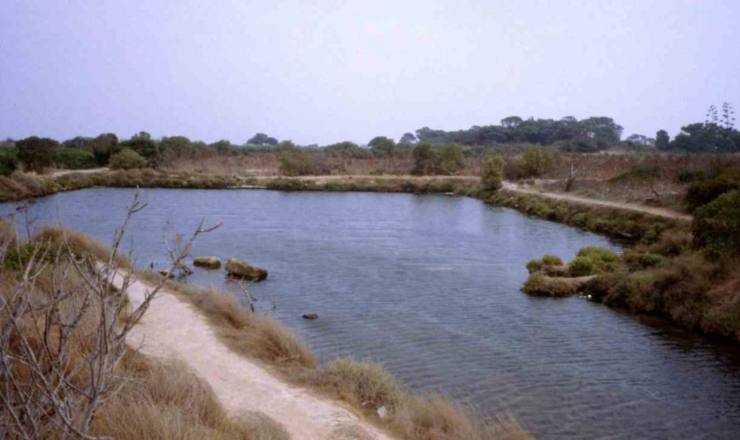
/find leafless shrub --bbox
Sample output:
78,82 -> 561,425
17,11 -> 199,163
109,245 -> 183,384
0,192 -> 217,439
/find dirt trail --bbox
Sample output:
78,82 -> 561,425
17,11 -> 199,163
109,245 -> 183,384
48,167 -> 109,177
114,272 -> 394,440
501,181 -> 692,222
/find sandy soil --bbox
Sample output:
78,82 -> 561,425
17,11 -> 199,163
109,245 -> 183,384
113,272 -> 395,440
502,181 -> 692,222
48,167 -> 109,177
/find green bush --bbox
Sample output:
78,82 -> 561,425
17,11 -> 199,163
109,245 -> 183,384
514,148 -> 558,179
480,154 -> 505,191
693,190 -> 740,256
542,255 -> 563,265
278,149 -> 326,176
108,148 -> 147,170
411,144 -> 440,175
54,147 -> 97,169
685,176 -> 739,211
569,256 -> 595,276
438,144 -> 464,175
0,148 -> 18,176
570,247 -> 620,276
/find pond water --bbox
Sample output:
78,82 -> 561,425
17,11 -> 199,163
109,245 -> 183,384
2,188 -> 740,439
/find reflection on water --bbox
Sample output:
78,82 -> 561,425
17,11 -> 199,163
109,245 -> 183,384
2,188 -> 739,439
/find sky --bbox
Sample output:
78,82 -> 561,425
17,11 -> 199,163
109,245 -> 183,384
1,0 -> 739,145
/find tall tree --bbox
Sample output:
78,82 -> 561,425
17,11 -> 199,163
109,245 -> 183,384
16,137 -> 59,172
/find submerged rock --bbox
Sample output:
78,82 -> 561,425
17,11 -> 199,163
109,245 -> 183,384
193,256 -> 221,269
302,313 -> 319,320
225,257 -> 268,281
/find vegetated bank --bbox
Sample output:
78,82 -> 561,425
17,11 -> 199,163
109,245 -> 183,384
507,171 -> 740,342
3,163 -> 738,343
0,219 -> 530,440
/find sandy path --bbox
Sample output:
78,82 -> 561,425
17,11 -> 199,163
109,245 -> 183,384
47,167 -> 109,177
114,272 -> 394,440
501,181 -> 692,222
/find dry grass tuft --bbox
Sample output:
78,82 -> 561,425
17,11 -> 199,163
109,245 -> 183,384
175,285 -> 318,368
93,354 -> 290,440
34,225 -> 131,267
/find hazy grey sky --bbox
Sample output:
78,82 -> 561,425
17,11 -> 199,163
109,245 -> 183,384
1,0 -> 738,145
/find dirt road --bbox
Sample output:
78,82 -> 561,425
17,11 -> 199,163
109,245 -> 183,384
115,272 -> 394,440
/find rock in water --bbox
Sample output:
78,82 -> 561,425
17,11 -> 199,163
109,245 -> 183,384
302,313 -> 319,320
225,257 -> 268,281
193,256 -> 221,269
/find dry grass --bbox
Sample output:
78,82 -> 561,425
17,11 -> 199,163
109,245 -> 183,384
92,353 -> 290,440
153,278 -> 532,440
1,226 -> 289,439
34,225 -> 131,268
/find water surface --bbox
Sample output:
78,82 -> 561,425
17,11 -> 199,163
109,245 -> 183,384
3,188 -> 739,439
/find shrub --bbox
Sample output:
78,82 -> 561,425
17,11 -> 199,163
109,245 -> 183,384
569,256 -> 595,276
515,148 -> 558,178
570,247 -> 620,276
54,147 -> 97,169
0,147 -> 18,176
16,136 -> 59,172
542,255 -> 563,265
438,144 -> 464,175
278,149 -> 326,176
109,148 -> 147,170
693,190 -> 740,256
412,143 -> 440,175
685,176 -> 739,211
480,154 -> 505,191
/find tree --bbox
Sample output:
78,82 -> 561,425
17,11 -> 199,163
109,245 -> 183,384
368,136 -> 395,157
655,130 -> 670,150
481,154 -> 505,191
89,133 -> 119,165
16,136 -> 59,172
439,144 -> 464,174
120,132 -> 159,164
0,147 -> 18,176
625,134 -> 655,147
501,116 -> 523,129
109,148 -> 147,169
399,132 -> 417,145
412,143 -> 439,175
579,117 -> 623,145
247,133 -> 278,145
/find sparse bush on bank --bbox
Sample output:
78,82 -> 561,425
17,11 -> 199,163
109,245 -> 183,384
481,154 -> 505,191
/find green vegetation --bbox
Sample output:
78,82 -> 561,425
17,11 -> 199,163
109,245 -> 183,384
109,148 -> 148,169
569,247 -> 619,276
54,146 -> 97,169
480,154 -> 505,191
693,190 -> 740,255
0,147 -> 18,176
509,148 -> 559,179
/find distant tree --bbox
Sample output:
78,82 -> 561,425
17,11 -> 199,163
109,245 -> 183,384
108,148 -> 147,170
16,136 -> 59,172
625,134 -> 655,147
518,148 -> 559,178
160,136 -> 195,162
579,117 -> 623,145
89,133 -> 119,165
399,132 -> 417,145
368,136 -> 395,157
247,133 -> 278,145
62,136 -> 93,149
120,132 -> 158,164
0,147 -> 18,176
411,143 -> 440,175
655,130 -> 670,150
481,154 -> 505,191
501,116 -> 523,129
439,144 -> 464,174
